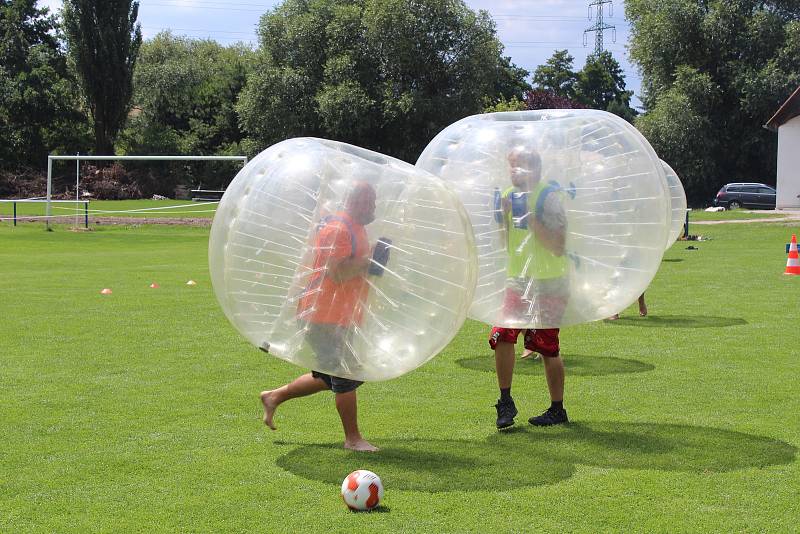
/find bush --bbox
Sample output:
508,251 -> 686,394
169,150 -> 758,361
0,168 -> 48,199
77,164 -> 142,200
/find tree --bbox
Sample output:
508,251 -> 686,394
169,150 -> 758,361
484,95 -> 527,113
237,0 -> 527,162
626,0 -> 800,204
492,55 -> 531,103
0,0 -> 90,169
532,49 -> 636,121
62,0 -> 142,155
575,51 -> 636,120
121,32 -> 253,156
634,66 -> 722,199
117,32 -> 255,192
532,49 -> 578,99
523,89 -> 586,110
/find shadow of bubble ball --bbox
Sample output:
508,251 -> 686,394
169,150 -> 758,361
275,423 -> 795,492
606,314 -> 748,329
209,138 -> 477,381
456,353 -> 655,377
417,110 -> 671,329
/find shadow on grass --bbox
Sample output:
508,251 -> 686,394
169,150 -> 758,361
456,354 -> 654,377
275,422 -> 795,492
662,258 -> 684,263
607,315 -> 747,328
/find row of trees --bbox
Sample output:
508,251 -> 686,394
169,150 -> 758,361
4,0 -> 797,203
520,49 -> 636,122
1,0 -> 532,194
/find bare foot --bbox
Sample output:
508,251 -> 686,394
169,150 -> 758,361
344,439 -> 379,452
639,305 -> 648,317
260,390 -> 278,430
520,349 -> 540,360
607,314 -> 620,321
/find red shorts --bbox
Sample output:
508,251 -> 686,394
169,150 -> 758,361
489,327 -> 560,358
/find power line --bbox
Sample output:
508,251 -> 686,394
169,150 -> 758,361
142,26 -> 256,36
145,2 -> 267,13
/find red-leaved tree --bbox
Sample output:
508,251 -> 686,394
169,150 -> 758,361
523,89 -> 586,110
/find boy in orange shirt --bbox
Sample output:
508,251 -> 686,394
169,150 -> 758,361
260,182 -> 380,452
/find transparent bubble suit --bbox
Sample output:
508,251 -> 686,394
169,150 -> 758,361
209,138 -> 477,381
417,110 -> 670,328
661,160 -> 687,246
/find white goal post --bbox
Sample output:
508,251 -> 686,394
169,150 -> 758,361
46,154 -> 248,229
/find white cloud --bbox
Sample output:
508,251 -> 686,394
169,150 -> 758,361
37,0 -> 63,13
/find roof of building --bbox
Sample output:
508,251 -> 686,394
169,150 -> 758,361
765,85 -> 800,131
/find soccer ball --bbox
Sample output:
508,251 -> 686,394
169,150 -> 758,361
341,470 -> 384,511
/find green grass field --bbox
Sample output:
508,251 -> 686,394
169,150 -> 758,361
2,218 -> 799,532
688,209 -> 786,221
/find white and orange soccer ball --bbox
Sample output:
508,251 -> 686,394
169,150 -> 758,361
340,470 -> 384,511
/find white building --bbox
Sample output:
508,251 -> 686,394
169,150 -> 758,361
766,85 -> 800,209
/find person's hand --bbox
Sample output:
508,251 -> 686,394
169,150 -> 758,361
368,237 -> 392,276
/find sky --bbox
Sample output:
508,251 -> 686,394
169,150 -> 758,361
38,0 -> 641,108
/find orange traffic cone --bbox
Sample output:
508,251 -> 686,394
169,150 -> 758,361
785,234 -> 800,275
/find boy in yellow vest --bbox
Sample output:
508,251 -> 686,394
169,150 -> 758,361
489,145 -> 570,428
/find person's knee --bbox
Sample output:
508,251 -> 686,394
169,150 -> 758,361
542,354 -> 564,370
334,390 -> 358,411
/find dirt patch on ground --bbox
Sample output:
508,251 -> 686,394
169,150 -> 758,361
11,216 -> 212,227
91,216 -> 212,226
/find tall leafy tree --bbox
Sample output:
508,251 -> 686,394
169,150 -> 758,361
532,49 -> 636,121
493,55 -> 532,103
532,49 -> 578,99
576,51 -> 636,121
121,32 -> 253,156
627,0 -> 800,203
0,0 -> 90,169
118,32 -> 255,192
238,0 -> 527,162
62,0 -> 142,155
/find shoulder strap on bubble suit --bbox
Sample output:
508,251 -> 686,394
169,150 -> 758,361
319,215 -> 356,258
534,180 -> 566,224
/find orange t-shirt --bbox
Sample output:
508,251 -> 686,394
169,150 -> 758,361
296,212 -> 370,326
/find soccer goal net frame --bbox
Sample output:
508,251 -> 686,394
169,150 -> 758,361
45,154 -> 248,229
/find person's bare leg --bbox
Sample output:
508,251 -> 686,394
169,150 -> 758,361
520,339 -> 540,360
638,293 -> 648,316
541,355 -> 564,402
607,313 -> 619,321
336,390 -> 378,451
495,341 -> 516,388
260,373 -> 328,430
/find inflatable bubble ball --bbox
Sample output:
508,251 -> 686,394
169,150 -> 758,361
209,138 -> 477,381
417,109 -> 670,328
661,160 -> 688,247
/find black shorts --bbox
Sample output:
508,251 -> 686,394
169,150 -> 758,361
311,370 -> 362,394
305,323 -> 363,393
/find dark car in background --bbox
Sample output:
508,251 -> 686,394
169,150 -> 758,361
714,183 -> 776,209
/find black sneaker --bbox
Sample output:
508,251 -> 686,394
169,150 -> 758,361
528,407 -> 569,426
494,398 -> 518,429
